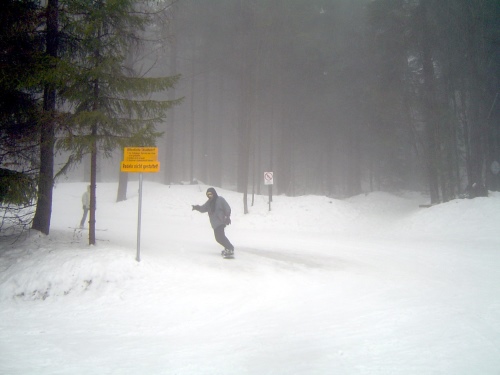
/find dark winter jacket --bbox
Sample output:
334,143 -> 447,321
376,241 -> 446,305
193,188 -> 231,229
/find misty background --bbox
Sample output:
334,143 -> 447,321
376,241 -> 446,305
59,0 -> 500,203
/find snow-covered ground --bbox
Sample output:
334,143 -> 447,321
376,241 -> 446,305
1,181 -> 499,375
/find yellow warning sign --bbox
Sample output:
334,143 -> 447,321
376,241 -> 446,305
120,161 -> 160,173
124,147 -> 158,162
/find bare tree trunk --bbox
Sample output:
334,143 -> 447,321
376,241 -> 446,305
236,1 -> 257,213
420,0 -> 440,204
32,0 -> 58,235
201,66 -> 210,184
347,129 -> 362,196
189,44 -> 196,184
164,34 -> 177,185
89,141 -> 97,245
463,1 -> 488,198
89,93 -> 98,245
486,93 -> 499,191
116,171 -> 128,202
210,74 -> 224,187
89,32 -> 101,245
238,95 -> 252,212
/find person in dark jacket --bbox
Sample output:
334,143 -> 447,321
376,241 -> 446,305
192,187 -> 234,256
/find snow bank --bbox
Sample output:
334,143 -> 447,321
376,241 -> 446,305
1,182 -> 499,375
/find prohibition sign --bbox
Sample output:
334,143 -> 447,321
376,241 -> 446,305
264,171 -> 274,185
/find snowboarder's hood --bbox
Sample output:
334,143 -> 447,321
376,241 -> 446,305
206,187 -> 218,198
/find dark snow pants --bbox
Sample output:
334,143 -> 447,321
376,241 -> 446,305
213,225 -> 234,251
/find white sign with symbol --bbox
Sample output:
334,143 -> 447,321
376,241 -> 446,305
491,161 -> 500,175
264,172 -> 274,185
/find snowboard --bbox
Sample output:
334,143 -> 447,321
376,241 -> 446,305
221,249 -> 234,259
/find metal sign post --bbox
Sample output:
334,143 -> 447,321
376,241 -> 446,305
264,172 -> 274,211
136,173 -> 143,262
121,147 -> 160,262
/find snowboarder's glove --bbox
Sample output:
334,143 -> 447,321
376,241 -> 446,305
224,216 -> 231,225
192,205 -> 201,211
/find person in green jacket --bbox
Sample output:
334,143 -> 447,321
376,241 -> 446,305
80,185 -> 91,228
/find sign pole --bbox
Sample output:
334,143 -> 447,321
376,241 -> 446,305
120,147 -> 160,262
268,185 -> 272,211
136,173 -> 143,262
264,171 -> 274,212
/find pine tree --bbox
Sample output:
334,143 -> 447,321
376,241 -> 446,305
0,0 -> 44,232
57,0 -> 180,244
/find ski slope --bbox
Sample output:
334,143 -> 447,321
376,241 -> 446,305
1,182 -> 499,374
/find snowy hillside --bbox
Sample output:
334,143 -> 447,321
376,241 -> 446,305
1,182 -> 499,375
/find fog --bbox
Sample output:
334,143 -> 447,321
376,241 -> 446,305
60,0 -> 500,201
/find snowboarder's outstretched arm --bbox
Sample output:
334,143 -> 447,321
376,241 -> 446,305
192,201 -> 209,213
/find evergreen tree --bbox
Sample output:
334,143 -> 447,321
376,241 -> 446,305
0,0 -> 44,232
57,0 -> 180,244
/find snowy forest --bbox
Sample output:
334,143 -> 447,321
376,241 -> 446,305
1,0 -> 499,236
155,0 -> 500,203
2,2 -> 499,372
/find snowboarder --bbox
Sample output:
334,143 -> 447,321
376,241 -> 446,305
80,185 -> 91,228
192,187 -> 235,258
